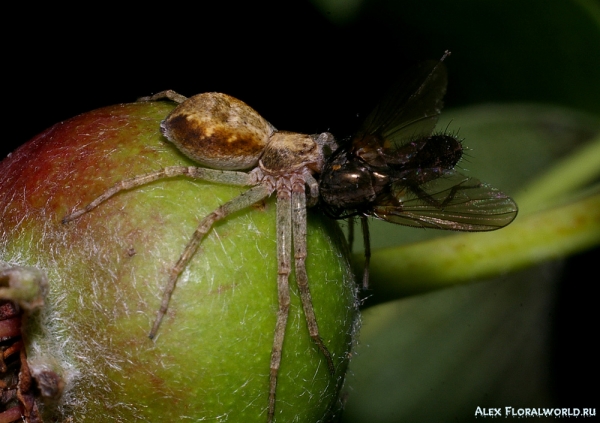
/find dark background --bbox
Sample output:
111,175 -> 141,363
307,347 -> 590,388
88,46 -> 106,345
4,0 -> 598,418
6,1 -> 599,157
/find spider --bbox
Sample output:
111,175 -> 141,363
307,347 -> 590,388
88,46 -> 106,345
62,90 -> 340,423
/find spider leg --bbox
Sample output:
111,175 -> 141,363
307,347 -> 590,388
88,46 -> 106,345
268,188 -> 293,423
137,90 -> 188,104
292,188 -> 335,374
303,172 -> 319,207
149,184 -> 271,339
62,166 -> 253,223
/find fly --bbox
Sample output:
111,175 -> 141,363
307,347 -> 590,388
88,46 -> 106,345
319,51 -> 518,288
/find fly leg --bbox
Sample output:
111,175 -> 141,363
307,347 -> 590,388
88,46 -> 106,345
360,216 -> 371,289
407,179 -> 482,209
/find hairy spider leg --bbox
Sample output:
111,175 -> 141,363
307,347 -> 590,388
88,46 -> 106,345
292,185 -> 335,373
61,166 -> 253,223
137,89 -> 188,104
268,177 -> 335,423
61,166 -> 269,339
150,183 -> 270,338
269,188 -> 292,423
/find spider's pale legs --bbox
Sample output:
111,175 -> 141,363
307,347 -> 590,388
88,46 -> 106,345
63,166 -> 334,422
270,188 -> 292,423
292,184 -> 335,372
268,179 -> 335,423
63,89 -> 336,422
62,166 -> 254,223
150,183 -> 270,338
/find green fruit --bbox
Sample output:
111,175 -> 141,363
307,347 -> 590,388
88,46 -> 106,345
0,100 -> 358,422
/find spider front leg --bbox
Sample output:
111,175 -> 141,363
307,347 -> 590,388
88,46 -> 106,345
291,187 -> 334,374
62,166 -> 253,223
268,180 -> 335,422
269,187 -> 293,423
150,183 -> 270,338
62,166 -> 268,338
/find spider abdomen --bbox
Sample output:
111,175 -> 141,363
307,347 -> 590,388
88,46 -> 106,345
161,92 -> 276,170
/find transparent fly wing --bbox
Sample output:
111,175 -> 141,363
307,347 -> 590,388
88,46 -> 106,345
371,171 -> 518,231
354,56 -> 448,151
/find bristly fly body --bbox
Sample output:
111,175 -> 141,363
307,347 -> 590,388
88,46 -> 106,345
320,51 -> 518,287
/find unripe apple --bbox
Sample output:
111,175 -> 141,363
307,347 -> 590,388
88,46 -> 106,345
0,100 -> 358,422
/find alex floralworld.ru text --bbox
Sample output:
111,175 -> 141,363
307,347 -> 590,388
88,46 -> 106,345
475,407 -> 596,418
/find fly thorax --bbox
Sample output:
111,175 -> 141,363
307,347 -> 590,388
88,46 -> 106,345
320,154 -> 390,208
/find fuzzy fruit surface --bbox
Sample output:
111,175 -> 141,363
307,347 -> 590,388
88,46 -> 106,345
0,101 -> 358,422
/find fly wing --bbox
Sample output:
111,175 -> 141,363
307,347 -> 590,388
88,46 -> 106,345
354,55 -> 449,151
371,171 -> 518,231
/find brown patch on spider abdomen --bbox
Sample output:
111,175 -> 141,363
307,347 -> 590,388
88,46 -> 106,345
161,92 -> 276,170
